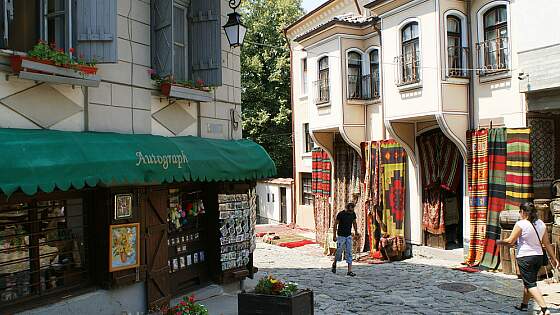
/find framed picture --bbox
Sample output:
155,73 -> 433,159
114,194 -> 133,220
109,223 -> 140,272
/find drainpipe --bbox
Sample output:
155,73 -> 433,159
283,29 -> 297,227
373,21 -> 386,139
467,0 -> 475,129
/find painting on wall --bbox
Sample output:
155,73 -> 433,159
109,223 -> 140,272
114,194 -> 133,220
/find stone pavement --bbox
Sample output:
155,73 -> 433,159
188,240 -> 560,314
248,242 -> 560,315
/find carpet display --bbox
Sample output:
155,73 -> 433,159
380,140 -> 407,245
361,141 -> 381,253
312,148 -> 331,196
481,128 -> 507,269
417,130 -> 463,235
504,128 -> 534,210
465,129 -> 489,266
311,148 -> 332,246
334,136 -> 364,253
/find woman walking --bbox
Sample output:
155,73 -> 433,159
497,202 -> 559,314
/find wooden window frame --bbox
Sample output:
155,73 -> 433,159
482,5 -> 508,70
301,173 -> 313,206
369,49 -> 380,98
347,51 -> 362,99
304,123 -> 314,153
446,15 -> 463,77
401,22 -> 419,84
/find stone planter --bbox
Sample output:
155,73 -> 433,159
238,289 -> 313,315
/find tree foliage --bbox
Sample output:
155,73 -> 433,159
241,0 -> 303,178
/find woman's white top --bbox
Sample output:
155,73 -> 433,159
515,219 -> 546,258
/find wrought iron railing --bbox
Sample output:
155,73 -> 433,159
447,46 -> 469,78
394,50 -> 421,86
347,74 -> 380,100
476,37 -> 509,75
314,79 -> 330,104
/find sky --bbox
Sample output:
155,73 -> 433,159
302,0 -> 325,13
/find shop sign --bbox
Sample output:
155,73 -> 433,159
135,151 -> 189,170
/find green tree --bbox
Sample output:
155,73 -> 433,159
241,0 -> 303,178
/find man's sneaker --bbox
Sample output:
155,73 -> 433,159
331,263 -> 336,273
347,271 -> 356,277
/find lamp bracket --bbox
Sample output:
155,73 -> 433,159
228,0 -> 241,11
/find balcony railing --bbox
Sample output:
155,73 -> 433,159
394,51 -> 421,86
347,74 -> 380,100
314,79 -> 330,104
476,37 -> 509,75
447,46 -> 469,78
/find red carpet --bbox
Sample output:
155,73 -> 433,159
453,267 -> 481,273
277,239 -> 316,248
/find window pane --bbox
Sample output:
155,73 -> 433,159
319,57 -> 328,71
348,52 -> 361,66
447,17 -> 459,33
484,9 -> 496,28
370,50 -> 379,63
402,26 -> 411,42
411,23 -> 419,39
497,6 -> 507,24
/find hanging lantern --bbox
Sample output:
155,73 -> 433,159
223,0 -> 246,48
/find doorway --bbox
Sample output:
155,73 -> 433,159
280,187 -> 287,224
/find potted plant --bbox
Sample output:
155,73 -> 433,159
149,295 -> 208,315
238,275 -> 313,315
11,41 -> 97,76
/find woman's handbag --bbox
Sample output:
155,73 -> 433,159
531,222 -> 550,266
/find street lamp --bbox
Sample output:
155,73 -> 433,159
223,0 -> 247,48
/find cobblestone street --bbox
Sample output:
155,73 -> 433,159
251,242 -> 560,314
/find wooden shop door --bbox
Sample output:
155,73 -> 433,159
146,188 -> 171,310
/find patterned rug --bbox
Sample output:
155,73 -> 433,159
362,141 -> 380,253
313,195 -> 331,245
505,128 -> 534,210
481,128 -> 507,270
380,140 -> 407,246
312,148 -> 332,245
465,129 -> 489,266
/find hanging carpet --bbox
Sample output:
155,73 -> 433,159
481,128 -> 507,269
333,136 -> 365,253
504,128 -> 534,210
380,140 -> 407,251
465,129 -> 489,266
361,141 -> 381,253
312,148 -> 332,245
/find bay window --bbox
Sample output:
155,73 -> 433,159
477,4 -> 509,74
347,51 -> 362,99
398,22 -> 420,85
315,56 -> 329,104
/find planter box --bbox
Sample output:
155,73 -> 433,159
160,83 -> 213,102
238,289 -> 314,315
10,56 -> 100,87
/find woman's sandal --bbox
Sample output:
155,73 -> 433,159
514,303 -> 528,311
538,307 -> 550,315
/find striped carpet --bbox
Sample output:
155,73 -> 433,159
465,129 -> 489,266
505,128 -> 534,210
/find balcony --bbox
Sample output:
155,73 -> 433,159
476,37 -> 510,76
394,51 -> 421,86
447,46 -> 469,78
347,74 -> 380,100
314,79 -> 330,105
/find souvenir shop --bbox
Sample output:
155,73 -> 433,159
0,128 -> 276,314
311,134 -> 408,261
416,128 -> 464,250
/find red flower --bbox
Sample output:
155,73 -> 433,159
180,301 -> 187,306
195,79 -> 204,86
69,47 -> 75,53
189,295 -> 195,303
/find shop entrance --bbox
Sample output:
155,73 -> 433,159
417,128 -> 464,250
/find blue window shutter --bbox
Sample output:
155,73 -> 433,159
75,0 -> 117,63
153,0 -> 173,77
189,0 -> 222,86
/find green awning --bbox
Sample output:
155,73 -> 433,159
0,128 -> 276,196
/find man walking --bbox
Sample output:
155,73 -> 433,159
331,202 -> 359,276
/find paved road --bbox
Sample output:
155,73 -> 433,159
251,242 -> 558,315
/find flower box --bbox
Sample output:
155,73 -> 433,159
237,289 -> 314,315
10,55 -> 98,76
160,82 -> 213,102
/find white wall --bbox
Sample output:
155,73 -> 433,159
256,183 -> 292,224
